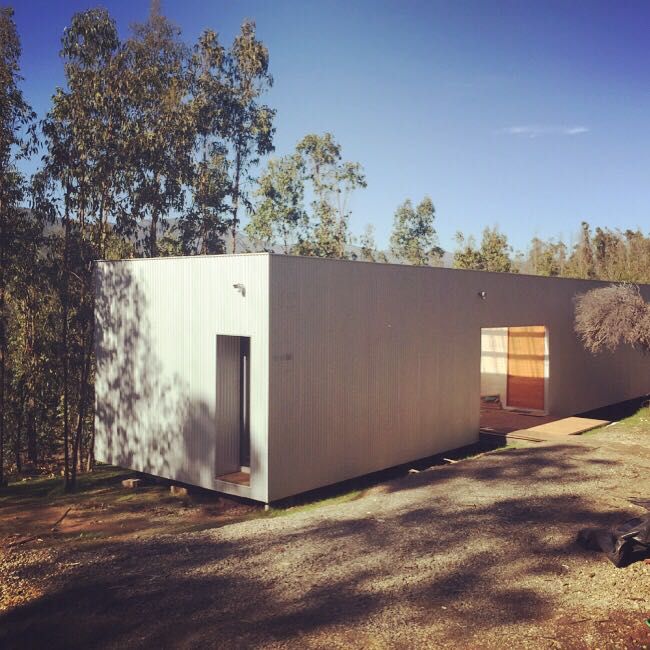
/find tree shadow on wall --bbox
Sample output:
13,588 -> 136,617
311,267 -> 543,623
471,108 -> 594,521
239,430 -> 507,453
94,262 -> 238,493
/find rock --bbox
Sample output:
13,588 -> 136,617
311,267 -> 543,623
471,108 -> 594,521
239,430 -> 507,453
170,485 -> 189,497
121,478 -> 142,489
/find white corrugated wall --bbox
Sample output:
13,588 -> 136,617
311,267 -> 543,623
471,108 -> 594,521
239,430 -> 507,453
267,256 -> 650,501
94,254 -> 270,502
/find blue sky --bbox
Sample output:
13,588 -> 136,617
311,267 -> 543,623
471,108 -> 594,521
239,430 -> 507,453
11,0 -> 650,253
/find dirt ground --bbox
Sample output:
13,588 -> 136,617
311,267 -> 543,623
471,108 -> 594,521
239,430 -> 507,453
1,422 -> 650,648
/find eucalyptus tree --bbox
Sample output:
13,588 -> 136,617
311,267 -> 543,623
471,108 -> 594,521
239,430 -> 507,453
0,7 -> 36,485
358,224 -> 388,262
222,20 -> 275,252
5,209 -> 54,471
453,232 -> 482,270
246,152 -> 307,253
565,221 -> 596,279
453,227 -> 514,273
623,230 -> 650,283
295,133 -> 366,259
526,236 -> 567,277
358,224 -> 378,262
40,7 -> 131,488
480,226 -> 514,273
179,29 -> 230,255
390,196 -> 443,266
125,1 -> 195,257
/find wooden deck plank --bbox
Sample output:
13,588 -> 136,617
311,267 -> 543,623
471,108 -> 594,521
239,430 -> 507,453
217,471 -> 251,486
526,416 -> 609,435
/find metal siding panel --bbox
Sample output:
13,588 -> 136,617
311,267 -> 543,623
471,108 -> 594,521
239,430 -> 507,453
267,257 -> 650,501
95,254 -> 269,502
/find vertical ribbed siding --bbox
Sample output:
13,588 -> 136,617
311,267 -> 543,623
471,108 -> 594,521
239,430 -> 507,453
96,253 -> 650,503
267,256 -> 650,502
95,254 -> 270,502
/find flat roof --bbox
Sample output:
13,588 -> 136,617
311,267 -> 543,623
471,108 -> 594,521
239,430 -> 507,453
95,252 -> 650,288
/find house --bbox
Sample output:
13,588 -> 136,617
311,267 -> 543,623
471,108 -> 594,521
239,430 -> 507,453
94,253 -> 650,503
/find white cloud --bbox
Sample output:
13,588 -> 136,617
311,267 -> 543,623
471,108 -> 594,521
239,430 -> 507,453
499,125 -> 589,138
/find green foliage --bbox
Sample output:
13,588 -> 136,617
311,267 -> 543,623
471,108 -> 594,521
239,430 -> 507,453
0,7 -> 37,483
358,224 -> 385,262
525,237 -> 567,276
247,132 -> 366,259
125,4 -> 194,256
222,20 -> 275,252
480,227 -> 514,273
179,30 -> 229,255
246,153 -> 307,253
0,3 -> 281,488
37,7 -> 138,490
524,224 -> 650,283
390,196 -> 442,266
453,226 -> 514,272
564,221 -> 596,279
295,133 -> 366,259
452,233 -> 482,270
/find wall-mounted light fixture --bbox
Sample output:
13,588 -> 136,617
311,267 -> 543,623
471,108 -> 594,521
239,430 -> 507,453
233,283 -> 246,297
478,290 -> 487,300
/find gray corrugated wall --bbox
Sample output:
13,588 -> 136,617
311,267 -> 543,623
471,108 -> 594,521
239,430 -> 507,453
94,254 -> 270,502
267,256 -> 650,501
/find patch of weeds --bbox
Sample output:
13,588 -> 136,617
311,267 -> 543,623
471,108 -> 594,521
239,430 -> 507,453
580,426 -> 611,436
264,489 -> 364,518
0,465 -> 136,506
113,489 -> 167,504
0,473 -> 64,504
496,440 -> 535,451
583,405 -> 650,436
617,405 -> 650,430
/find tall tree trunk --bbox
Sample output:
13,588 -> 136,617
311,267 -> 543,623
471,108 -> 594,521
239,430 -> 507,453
82,194 -> 107,475
26,300 -> 37,465
62,195 -> 71,491
71,317 -> 93,489
0,330 -> 5,487
150,212 -> 158,257
0,200 -> 6,486
13,390 -> 25,474
86,430 -> 95,472
70,189 -> 100,488
26,397 -> 37,464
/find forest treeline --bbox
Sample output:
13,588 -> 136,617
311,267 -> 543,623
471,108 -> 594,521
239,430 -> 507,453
2,4 -> 650,488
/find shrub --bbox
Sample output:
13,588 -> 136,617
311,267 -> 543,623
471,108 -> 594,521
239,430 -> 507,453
574,284 -> 650,354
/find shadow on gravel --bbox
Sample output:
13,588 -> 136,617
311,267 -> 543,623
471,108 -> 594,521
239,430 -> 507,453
0,443 -> 638,649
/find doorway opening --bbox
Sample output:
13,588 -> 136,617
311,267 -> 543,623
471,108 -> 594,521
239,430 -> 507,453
480,326 -> 549,433
215,335 -> 251,486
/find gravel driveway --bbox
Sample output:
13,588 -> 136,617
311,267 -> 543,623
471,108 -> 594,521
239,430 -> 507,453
2,433 -> 649,649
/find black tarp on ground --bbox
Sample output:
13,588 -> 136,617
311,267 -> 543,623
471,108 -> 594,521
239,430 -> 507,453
578,505 -> 650,568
